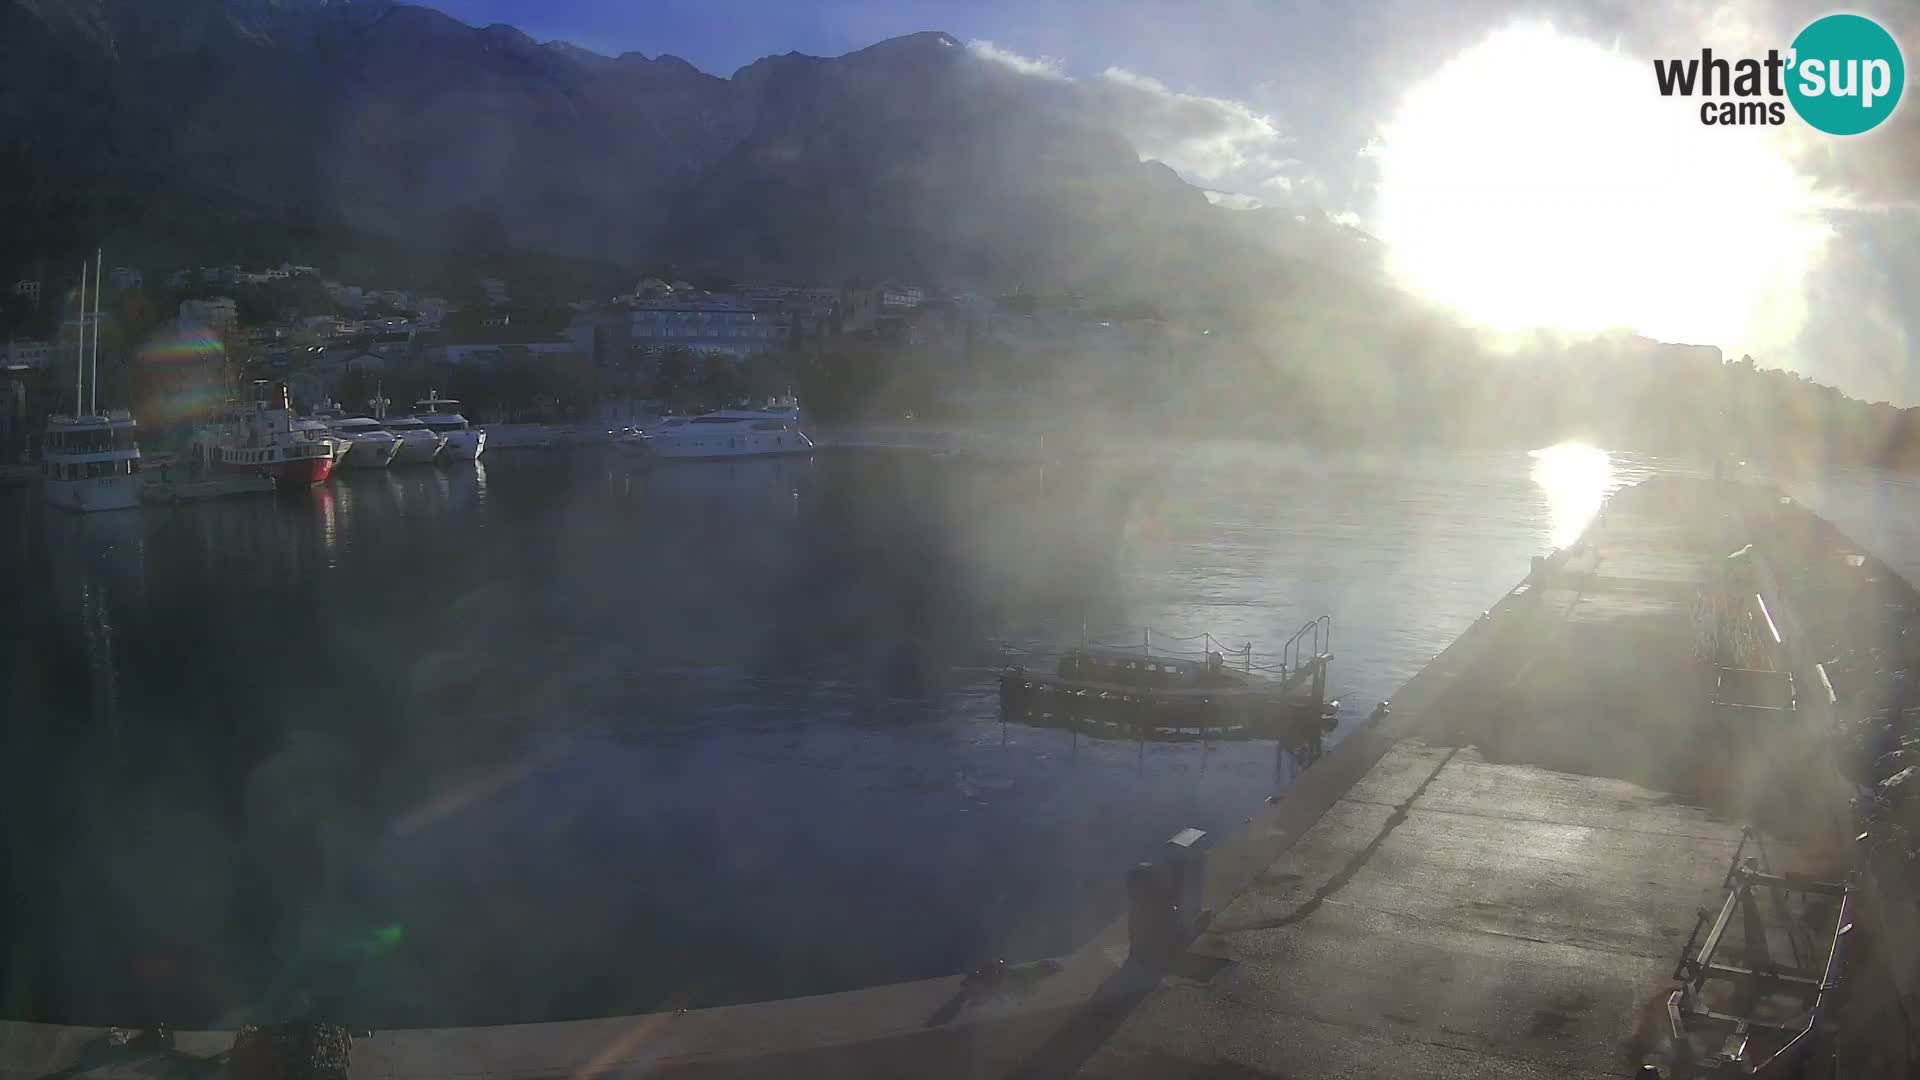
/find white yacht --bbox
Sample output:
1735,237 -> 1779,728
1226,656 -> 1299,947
619,397 -> 813,461
413,391 -> 486,461
381,416 -> 447,464
329,417 -> 402,469
43,411 -> 143,511
43,253 -> 143,512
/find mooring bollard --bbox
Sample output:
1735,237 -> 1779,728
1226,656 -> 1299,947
1126,861 -> 1176,967
1127,828 -> 1214,968
1165,827 -> 1213,938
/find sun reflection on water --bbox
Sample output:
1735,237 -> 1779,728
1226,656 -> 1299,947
1529,442 -> 1614,549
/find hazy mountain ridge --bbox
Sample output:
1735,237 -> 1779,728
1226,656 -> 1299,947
0,0 -> 1381,313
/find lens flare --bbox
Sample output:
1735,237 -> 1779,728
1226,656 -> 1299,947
136,328 -> 228,424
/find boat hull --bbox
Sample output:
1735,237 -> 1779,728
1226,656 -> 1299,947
390,433 -> 444,465
634,431 -> 816,461
221,455 -> 335,488
44,474 -> 144,512
339,439 -> 400,469
440,430 -> 486,461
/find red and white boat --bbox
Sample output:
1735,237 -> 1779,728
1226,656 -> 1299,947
190,381 -> 338,489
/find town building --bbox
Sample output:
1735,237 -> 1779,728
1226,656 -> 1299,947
619,293 -> 786,359
108,267 -> 143,291
287,351 -> 388,410
367,329 -> 416,360
11,280 -> 40,306
879,283 -> 925,312
435,340 -> 579,367
839,287 -> 879,335
413,297 -> 452,328
2,338 -> 52,370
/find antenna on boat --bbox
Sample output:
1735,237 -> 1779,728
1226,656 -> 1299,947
90,248 -> 102,415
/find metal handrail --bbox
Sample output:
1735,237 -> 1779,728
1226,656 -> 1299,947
1280,616 -> 1333,675
1012,622 -> 1335,680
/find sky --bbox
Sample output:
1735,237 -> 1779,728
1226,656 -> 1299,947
430,0 -> 1920,404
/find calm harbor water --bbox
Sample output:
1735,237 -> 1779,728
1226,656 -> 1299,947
2,440 -> 1669,1028
1782,467 -> 1920,585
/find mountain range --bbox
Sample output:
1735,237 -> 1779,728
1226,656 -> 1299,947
0,0 -> 1387,317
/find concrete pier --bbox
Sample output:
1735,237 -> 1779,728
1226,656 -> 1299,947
139,475 -> 277,502
1067,476 -> 1858,1079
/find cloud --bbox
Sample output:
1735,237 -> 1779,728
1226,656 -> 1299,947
965,40 -> 1302,196
1328,209 -> 1363,228
1084,67 -> 1298,189
966,40 -> 1068,82
1204,190 -> 1265,210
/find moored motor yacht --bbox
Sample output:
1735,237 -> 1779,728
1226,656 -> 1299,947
381,416 -> 448,464
414,391 -> 486,461
617,396 -> 813,460
329,417 -> 402,469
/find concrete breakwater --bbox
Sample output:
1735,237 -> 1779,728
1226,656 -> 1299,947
5,474 -> 1916,1079
1071,475 -> 1890,1079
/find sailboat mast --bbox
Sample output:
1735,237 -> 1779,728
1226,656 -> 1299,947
90,248 -> 102,415
75,260 -> 87,416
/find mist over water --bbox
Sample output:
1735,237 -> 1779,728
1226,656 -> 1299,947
2,442 -> 1673,1027
1781,467 -> 1920,586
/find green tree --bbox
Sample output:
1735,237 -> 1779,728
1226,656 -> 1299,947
696,352 -> 744,406
653,346 -> 694,401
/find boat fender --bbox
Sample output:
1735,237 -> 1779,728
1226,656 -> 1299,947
1371,701 -> 1390,721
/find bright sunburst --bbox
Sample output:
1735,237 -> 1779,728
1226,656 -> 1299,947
1374,23 -> 1831,352
1530,441 -> 1614,549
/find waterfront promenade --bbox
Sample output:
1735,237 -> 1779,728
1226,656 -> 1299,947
1068,476 -> 1857,1078
0,476 -> 1885,1079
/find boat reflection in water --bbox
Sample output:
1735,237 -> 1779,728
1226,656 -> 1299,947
1530,441 -> 1615,549
620,454 -> 812,515
40,508 -> 148,737
314,482 -> 340,566
329,461 -> 488,530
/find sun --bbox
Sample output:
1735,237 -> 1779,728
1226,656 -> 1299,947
1372,23 -> 1831,351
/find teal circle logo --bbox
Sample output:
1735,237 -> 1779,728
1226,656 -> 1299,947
1787,14 -> 1904,135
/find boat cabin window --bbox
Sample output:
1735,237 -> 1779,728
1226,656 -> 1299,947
46,427 -> 138,453
690,416 -> 745,425
751,420 -> 788,431
63,459 -> 138,479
